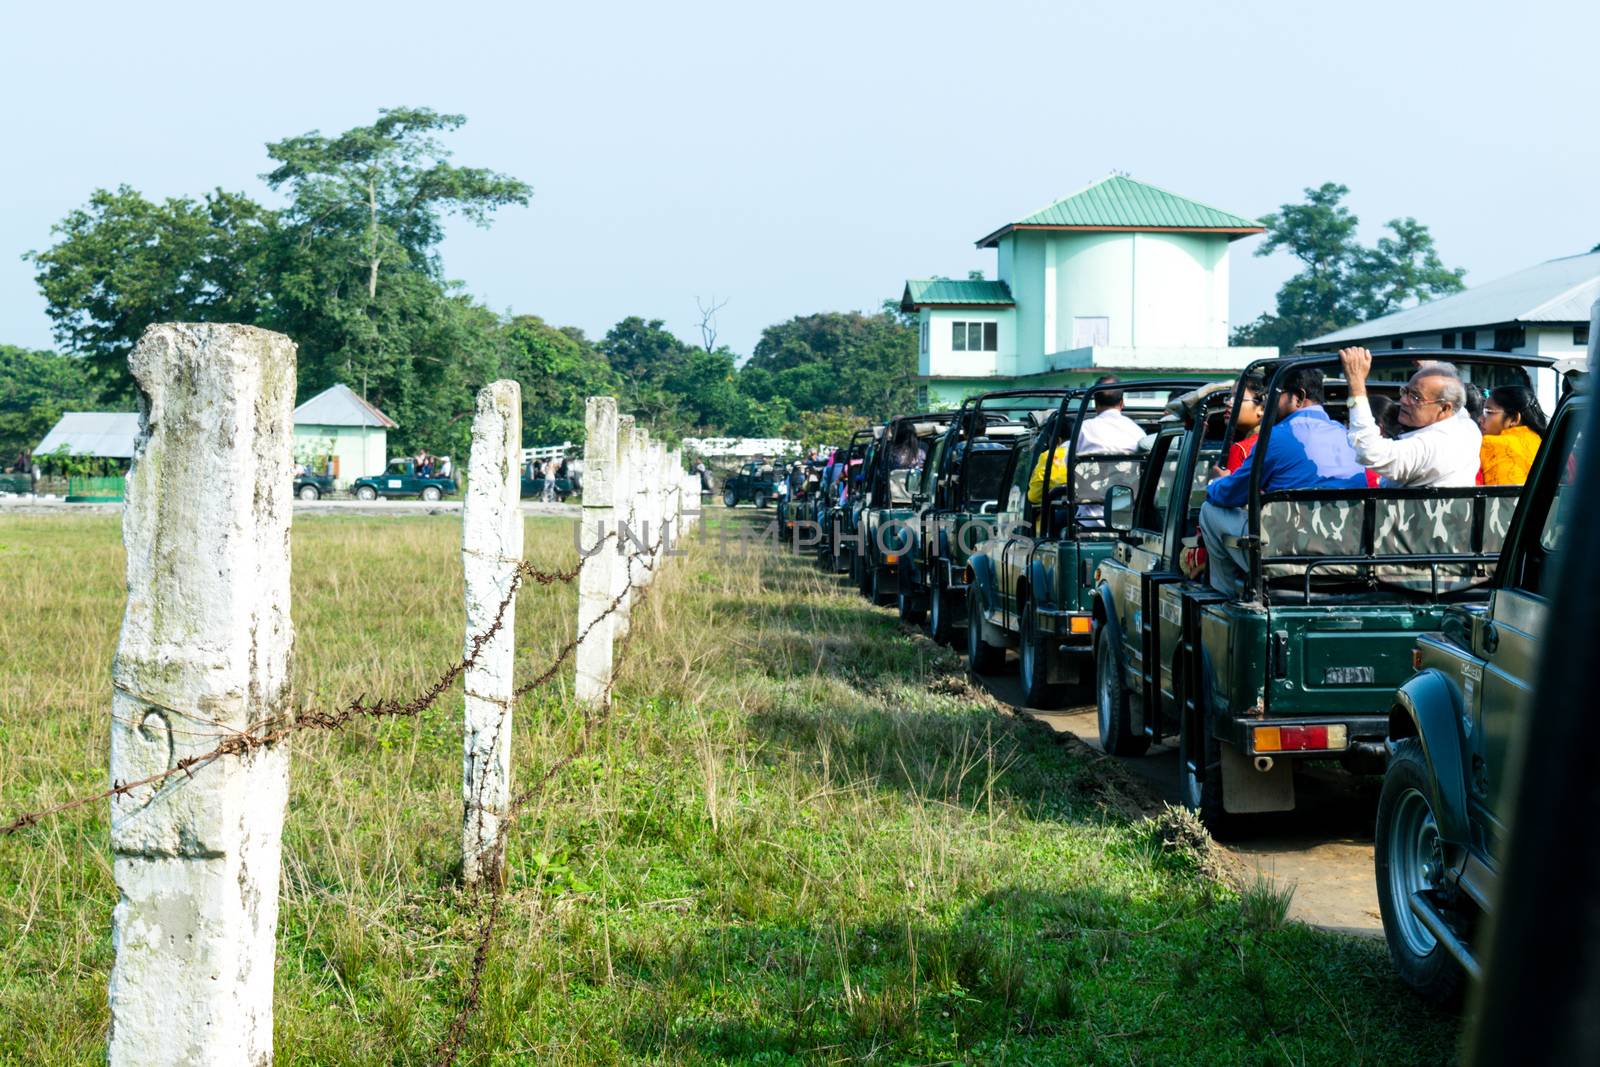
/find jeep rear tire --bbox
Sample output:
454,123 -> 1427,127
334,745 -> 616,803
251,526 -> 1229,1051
355,485 -> 378,501
421,486 -> 442,502
1096,634 -> 1149,756
297,484 -> 320,501
753,491 -> 768,510
897,570 -> 927,626
870,564 -> 894,607
929,570 -> 958,646
1179,700 -> 1227,833
966,593 -> 1005,675
1375,738 -> 1467,1005
1020,596 -> 1065,708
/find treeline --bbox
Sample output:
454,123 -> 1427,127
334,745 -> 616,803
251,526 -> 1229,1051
6,107 -> 916,462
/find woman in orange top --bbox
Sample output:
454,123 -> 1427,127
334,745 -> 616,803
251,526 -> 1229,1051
1479,385 -> 1546,485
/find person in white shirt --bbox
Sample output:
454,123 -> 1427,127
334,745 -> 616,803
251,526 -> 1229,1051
1338,348 -> 1482,487
1075,377 -> 1148,454
1029,375 -> 1146,527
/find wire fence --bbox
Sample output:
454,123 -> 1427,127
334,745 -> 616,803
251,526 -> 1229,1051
0,505 -> 677,1065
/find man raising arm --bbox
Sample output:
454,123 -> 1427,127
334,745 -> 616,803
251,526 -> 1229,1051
1338,348 -> 1482,487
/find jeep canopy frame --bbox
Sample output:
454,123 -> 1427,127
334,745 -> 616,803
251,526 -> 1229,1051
1233,350 -> 1558,603
1035,377 -> 1208,539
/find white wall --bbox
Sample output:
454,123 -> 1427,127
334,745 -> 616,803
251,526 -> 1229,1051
922,307 -> 1017,378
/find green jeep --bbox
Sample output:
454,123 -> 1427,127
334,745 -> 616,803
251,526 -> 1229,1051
1091,352 -> 1555,830
897,389 -> 1067,644
1375,390 -> 1584,1001
851,411 -> 958,606
816,427 -> 876,574
351,458 -> 459,501
721,461 -> 784,509
964,379 -> 1198,705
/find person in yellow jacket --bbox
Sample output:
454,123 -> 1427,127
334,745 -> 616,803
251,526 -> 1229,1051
1478,384 -> 1546,485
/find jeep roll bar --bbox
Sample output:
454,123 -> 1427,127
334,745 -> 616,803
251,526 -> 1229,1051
1037,377 -> 1208,540
1237,349 -> 1558,602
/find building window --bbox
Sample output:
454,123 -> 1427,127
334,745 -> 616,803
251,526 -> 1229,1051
1576,325 -> 1590,347
920,320 -> 929,354
1494,326 -> 1526,351
1442,332 -> 1456,349
1462,330 -> 1477,350
1072,316 -> 1110,349
951,321 -> 998,352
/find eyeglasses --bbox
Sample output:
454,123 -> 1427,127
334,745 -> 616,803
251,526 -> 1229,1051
1400,387 -> 1445,406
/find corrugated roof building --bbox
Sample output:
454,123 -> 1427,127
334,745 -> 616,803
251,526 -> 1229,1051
902,173 -> 1276,407
34,412 -> 143,459
292,384 -> 397,488
1301,251 -> 1598,357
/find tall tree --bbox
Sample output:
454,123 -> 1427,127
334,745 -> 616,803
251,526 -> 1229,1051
1233,182 -> 1465,352
742,310 -> 917,420
27,187 -> 277,396
499,315 -> 617,445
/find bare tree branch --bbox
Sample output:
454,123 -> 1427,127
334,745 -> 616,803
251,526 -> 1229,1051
695,295 -> 729,354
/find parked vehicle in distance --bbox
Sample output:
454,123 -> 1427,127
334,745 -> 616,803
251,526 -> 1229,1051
293,470 -> 334,500
1375,391 -> 1583,1001
0,472 -> 32,495
854,411 -> 959,605
817,428 -> 877,574
901,389 -> 1065,644
721,461 -> 784,508
350,458 -> 459,501
1092,352 -> 1555,831
965,380 -> 1195,704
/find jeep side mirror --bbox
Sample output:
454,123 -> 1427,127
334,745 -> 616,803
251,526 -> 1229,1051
1105,484 -> 1134,532
907,470 -> 922,495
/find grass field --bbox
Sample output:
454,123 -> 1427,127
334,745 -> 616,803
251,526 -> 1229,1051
0,510 -> 1460,1064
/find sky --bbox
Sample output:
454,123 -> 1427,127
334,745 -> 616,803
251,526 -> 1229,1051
3,0 -> 1597,360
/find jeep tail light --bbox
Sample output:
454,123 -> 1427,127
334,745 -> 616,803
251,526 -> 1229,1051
1412,649 -> 1423,670
1253,724 -> 1349,753
885,554 -> 899,566
1069,615 -> 1092,635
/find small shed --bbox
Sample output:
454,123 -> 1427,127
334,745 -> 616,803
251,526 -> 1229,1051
292,384 -> 397,488
34,412 -> 142,460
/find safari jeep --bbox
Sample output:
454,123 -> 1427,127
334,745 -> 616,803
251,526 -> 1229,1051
850,411 -> 957,606
896,390 -> 1061,643
965,379 -> 1197,706
351,458 -> 458,501
721,461 -> 784,509
1375,391 -> 1584,1002
817,427 -> 876,574
1091,352 -> 1555,830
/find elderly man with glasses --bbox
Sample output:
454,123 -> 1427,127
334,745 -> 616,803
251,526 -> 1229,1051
1337,348 -> 1482,487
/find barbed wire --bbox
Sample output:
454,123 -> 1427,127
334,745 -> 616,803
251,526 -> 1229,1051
1,495 -> 688,1067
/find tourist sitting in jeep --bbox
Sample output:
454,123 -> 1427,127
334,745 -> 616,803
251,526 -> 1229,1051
1091,351 -> 1558,830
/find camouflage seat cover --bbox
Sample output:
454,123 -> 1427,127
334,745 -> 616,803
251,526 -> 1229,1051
887,469 -> 915,505
1070,454 -> 1144,503
1259,487 -> 1522,598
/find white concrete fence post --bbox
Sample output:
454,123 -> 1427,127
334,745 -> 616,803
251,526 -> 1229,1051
613,417 -> 637,636
460,380 -> 522,887
108,323 -> 296,1067
575,398 -> 618,705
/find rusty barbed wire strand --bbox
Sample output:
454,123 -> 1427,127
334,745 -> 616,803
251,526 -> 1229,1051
431,523 -> 667,1067
0,529 -> 636,837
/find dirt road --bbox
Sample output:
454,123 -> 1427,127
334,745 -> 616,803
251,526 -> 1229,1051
978,672 -> 1383,938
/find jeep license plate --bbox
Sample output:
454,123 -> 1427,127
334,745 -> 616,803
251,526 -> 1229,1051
1324,666 -> 1375,685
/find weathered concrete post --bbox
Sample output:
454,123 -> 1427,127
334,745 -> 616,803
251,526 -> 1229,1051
461,380 -> 522,887
612,416 -> 636,637
575,397 -> 618,705
108,323 -> 295,1067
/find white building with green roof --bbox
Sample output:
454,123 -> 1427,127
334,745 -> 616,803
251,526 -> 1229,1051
902,174 -> 1278,407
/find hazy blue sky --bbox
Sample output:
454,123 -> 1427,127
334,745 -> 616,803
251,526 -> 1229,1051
3,0 -> 1596,359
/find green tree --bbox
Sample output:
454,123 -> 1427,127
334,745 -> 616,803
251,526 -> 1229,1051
742,310 -> 917,421
27,187 -> 277,396
0,345 -> 99,462
1233,182 -> 1465,352
784,406 -> 861,451
499,316 -> 617,445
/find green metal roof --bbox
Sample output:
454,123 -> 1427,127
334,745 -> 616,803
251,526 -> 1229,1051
976,174 -> 1264,247
901,278 -> 1015,311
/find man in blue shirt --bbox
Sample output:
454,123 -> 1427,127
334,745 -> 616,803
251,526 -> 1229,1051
1199,367 -> 1367,595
